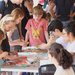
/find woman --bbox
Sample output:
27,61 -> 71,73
48,43 -> 75,75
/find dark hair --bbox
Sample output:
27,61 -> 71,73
48,43 -> 73,69
64,21 -> 75,37
0,29 -> 4,35
0,29 -> 4,40
48,19 -> 63,35
0,10 -> 2,14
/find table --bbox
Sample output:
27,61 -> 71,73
0,65 -> 39,75
0,52 -> 49,75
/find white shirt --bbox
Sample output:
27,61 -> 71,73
55,66 -> 75,75
56,36 -> 67,48
66,41 -> 75,64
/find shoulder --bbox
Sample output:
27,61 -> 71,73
68,41 -> 75,50
54,66 -> 65,75
41,18 -> 48,23
55,66 -> 74,75
28,18 -> 34,22
56,37 -> 64,44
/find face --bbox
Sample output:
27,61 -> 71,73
16,17 -> 23,24
33,14 -> 42,21
4,21 -> 16,32
62,29 -> 70,42
53,29 -> 60,37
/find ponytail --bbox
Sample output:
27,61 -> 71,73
48,43 -> 73,69
59,49 -> 73,69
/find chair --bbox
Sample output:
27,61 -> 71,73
39,64 -> 56,75
72,65 -> 75,72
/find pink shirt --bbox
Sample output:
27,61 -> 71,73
25,18 -> 48,46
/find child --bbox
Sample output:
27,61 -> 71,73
25,5 -> 48,46
63,21 -> 75,65
39,19 -> 67,49
48,43 -> 74,75
0,14 -> 24,52
7,8 -> 25,51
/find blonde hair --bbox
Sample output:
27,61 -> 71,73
33,5 -> 43,15
11,8 -> 25,20
0,14 -> 15,31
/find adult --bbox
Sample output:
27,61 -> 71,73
49,0 -> 74,27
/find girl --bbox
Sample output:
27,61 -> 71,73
25,5 -> 48,46
7,8 -> 25,51
0,14 -> 24,52
48,43 -> 75,75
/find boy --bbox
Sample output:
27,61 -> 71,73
39,19 -> 67,49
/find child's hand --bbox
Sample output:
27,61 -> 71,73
2,52 -> 8,58
48,34 -> 56,44
18,41 -> 25,46
38,43 -> 48,49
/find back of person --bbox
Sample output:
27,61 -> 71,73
55,66 -> 74,75
48,43 -> 75,75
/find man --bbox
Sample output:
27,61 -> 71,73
49,0 -> 74,27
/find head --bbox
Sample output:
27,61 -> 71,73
48,43 -> 73,69
11,8 -> 24,24
48,19 -> 63,36
0,14 -> 15,32
33,5 -> 43,21
63,21 -> 75,42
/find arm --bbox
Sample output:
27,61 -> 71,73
9,39 -> 25,46
7,30 -> 14,41
0,50 -> 3,54
39,34 -> 55,49
25,31 -> 29,46
0,52 -> 8,59
49,1 -> 56,18
24,0 -> 33,15
16,23 -> 24,41
7,29 -> 25,46
45,31 -> 49,42
69,3 -> 75,19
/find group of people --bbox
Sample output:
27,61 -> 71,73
0,0 -> 75,75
